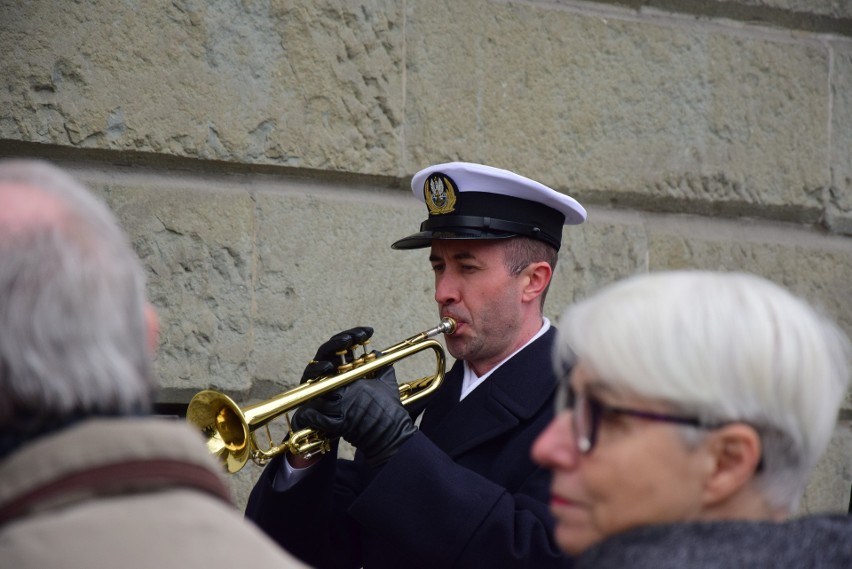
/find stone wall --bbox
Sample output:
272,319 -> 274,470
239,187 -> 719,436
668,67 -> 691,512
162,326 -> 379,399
2,0 -> 850,513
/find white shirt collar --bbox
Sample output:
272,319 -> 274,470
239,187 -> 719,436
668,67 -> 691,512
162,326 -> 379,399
459,317 -> 551,401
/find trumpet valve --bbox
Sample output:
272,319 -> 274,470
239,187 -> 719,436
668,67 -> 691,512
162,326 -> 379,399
335,348 -> 354,373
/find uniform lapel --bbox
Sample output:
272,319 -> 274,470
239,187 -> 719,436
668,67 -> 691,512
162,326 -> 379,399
418,328 -> 557,458
418,362 -> 463,434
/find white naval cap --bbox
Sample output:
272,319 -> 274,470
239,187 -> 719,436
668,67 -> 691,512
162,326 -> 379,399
391,162 -> 586,251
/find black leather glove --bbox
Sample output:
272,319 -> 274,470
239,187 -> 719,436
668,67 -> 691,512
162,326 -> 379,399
296,365 -> 416,467
300,326 -> 374,384
293,331 -> 416,467
293,326 -> 374,429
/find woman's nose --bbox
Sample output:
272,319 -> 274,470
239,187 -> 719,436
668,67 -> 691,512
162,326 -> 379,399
531,412 -> 581,470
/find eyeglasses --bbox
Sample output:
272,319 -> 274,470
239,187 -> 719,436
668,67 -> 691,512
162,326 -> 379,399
557,380 -> 708,454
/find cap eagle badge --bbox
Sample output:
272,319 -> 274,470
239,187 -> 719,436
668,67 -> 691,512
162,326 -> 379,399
423,172 -> 457,215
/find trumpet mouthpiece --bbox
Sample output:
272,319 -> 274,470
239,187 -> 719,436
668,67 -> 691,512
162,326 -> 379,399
440,317 -> 457,335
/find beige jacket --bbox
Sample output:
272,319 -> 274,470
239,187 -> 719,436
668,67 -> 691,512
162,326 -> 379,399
0,417 -> 309,569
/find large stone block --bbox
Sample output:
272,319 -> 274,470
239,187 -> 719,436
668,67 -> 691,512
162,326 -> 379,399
705,0 -> 852,20
0,0 -> 405,174
546,208 -> 650,323
249,178 -> 439,397
77,167 -> 439,401
801,420 -> 852,514
644,214 -> 852,338
81,171 -> 258,400
405,1 -> 831,221
3,0 -> 842,226
828,39 -> 852,234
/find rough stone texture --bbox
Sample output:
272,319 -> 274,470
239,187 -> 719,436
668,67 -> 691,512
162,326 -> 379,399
1,0 -> 847,228
707,0 -> 852,19
588,0 -> 852,31
0,0 -> 405,174
102,182 -> 256,401
546,211 -> 650,322
69,166 -> 438,402
405,1 -> 831,222
2,0 -> 851,513
802,422 -> 852,514
829,39 -> 852,234
249,181 -> 438,397
644,214 -> 852,332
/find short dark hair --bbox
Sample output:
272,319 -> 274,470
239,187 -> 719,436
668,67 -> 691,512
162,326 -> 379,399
501,236 -> 558,308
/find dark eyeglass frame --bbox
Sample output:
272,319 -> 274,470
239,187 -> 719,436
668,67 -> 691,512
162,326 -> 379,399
558,381 -> 708,454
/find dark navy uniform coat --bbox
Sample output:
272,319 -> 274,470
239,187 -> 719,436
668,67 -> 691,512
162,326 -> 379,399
245,327 -> 569,568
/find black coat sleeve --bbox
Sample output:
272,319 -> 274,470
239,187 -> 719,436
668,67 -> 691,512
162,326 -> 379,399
245,453 -> 367,569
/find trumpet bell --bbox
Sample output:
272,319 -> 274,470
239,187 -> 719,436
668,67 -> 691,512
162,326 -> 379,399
186,389 -> 252,473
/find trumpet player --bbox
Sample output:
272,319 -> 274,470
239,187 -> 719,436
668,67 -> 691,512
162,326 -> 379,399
246,162 -> 586,568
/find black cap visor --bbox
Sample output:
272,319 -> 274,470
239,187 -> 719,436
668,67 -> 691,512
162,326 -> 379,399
391,226 -> 517,250
392,191 -> 565,250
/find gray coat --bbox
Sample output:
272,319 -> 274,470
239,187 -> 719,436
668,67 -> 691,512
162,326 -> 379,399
575,515 -> 852,568
0,418 -> 307,569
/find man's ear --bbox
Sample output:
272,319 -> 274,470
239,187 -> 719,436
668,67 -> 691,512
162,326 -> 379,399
701,423 -> 763,506
521,261 -> 553,303
144,302 -> 160,355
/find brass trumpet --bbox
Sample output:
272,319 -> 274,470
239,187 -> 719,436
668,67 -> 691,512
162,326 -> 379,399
186,317 -> 456,473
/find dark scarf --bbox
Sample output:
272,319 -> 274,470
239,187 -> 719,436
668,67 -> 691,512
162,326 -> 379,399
0,405 -> 149,461
575,515 -> 852,569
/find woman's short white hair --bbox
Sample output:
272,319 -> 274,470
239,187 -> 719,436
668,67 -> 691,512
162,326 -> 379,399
555,270 -> 851,513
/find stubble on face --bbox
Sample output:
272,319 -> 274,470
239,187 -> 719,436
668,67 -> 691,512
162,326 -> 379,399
431,240 -> 527,375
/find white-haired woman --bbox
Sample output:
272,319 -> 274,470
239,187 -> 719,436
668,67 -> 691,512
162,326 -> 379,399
532,270 -> 852,568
